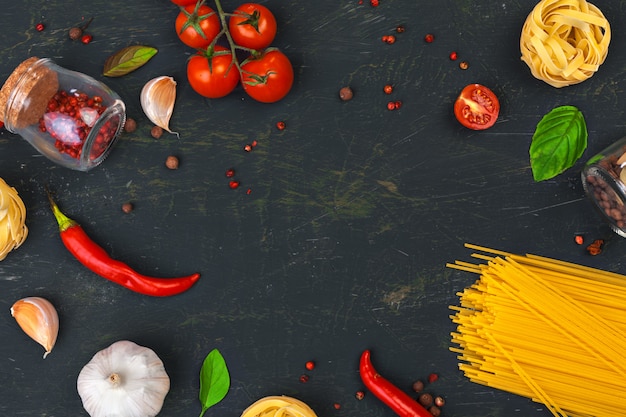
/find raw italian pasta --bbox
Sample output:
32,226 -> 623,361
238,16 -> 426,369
240,396 -> 318,417
0,177 -> 28,260
520,0 -> 610,87
448,243 -> 626,417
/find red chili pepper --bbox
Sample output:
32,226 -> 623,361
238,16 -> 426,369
359,350 -> 431,417
48,194 -> 200,296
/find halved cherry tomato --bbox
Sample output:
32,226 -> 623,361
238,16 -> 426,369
175,2 -> 221,49
229,3 -> 277,50
187,46 -> 240,98
453,84 -> 500,130
241,49 -> 293,103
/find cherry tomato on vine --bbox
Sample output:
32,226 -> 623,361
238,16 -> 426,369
229,3 -> 277,50
175,2 -> 221,49
187,46 -> 240,98
241,49 -> 294,103
453,84 -> 500,130
171,0 -> 198,6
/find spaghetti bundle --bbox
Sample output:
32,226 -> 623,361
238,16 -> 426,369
520,0 -> 610,87
448,244 -> 626,417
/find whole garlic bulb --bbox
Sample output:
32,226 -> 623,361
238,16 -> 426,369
0,177 -> 28,260
10,296 -> 59,358
77,340 -> 170,417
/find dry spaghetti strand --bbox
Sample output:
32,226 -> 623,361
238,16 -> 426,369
448,244 -> 626,416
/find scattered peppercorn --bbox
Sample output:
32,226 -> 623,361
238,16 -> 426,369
333,403 -> 341,410
251,140 -> 258,147
150,125 -> 163,139
246,188 -> 252,195
165,155 -> 179,170
434,396 -> 445,407
428,373 -> 439,383
225,168 -> 236,178
121,202 -> 134,214
299,374 -> 309,383
339,86 -> 354,101
394,100 -> 402,109
244,144 -> 253,152
355,391 -> 365,400
428,405 -> 441,417
81,34 -> 93,44
424,33 -> 434,43
35,23 -> 45,32
574,235 -> 584,245
418,393 -> 433,408
123,118 -> 137,133
383,35 -> 396,44
396,25 -> 405,33
459,60 -> 469,70
412,380 -> 424,392
370,0 -> 379,6
229,180 -> 241,189
387,101 -> 396,111
68,27 -> 83,40
276,121 -> 286,130
383,84 -> 393,94
449,51 -> 458,60
305,361 -> 315,371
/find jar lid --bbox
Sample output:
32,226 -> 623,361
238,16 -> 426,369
0,57 -> 59,129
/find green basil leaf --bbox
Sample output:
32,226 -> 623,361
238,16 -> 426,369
529,105 -> 588,182
103,45 -> 157,77
198,349 -> 230,417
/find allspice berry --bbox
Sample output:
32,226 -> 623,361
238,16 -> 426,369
412,380 -> 424,392
150,125 -> 163,139
68,27 -> 82,40
428,405 -> 441,417
123,117 -> 137,133
121,202 -> 133,213
418,393 -> 433,408
339,86 -> 353,101
165,155 -> 179,170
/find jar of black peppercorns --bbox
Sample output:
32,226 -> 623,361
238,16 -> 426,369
0,57 -> 126,171
581,137 -> 626,237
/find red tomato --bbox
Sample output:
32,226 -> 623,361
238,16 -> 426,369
175,3 -> 221,49
241,49 -> 294,103
187,46 -> 240,98
171,0 -> 198,6
453,84 -> 500,130
229,3 -> 277,50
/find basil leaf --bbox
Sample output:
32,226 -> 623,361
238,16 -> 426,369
198,349 -> 230,417
103,45 -> 157,77
529,105 -> 588,182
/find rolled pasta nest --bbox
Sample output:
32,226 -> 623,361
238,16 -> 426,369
240,396 -> 318,417
520,0 -> 610,88
0,178 -> 28,260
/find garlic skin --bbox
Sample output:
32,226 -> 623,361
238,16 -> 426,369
77,340 -> 170,417
10,297 -> 59,359
140,76 -> 177,136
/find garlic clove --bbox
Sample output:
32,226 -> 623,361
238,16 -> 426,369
11,297 -> 59,358
140,76 -> 178,136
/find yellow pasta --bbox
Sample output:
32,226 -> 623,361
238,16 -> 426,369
0,177 -> 28,260
520,0 -> 610,87
448,244 -> 626,417
240,396 -> 318,417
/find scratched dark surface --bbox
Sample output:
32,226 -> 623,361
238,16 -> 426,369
0,0 -> 625,416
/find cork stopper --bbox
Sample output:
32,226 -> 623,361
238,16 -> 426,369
0,57 -> 59,129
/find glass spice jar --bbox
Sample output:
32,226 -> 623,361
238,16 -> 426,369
581,136 -> 626,237
0,57 -> 126,171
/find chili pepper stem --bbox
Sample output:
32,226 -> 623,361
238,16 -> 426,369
47,193 -> 77,232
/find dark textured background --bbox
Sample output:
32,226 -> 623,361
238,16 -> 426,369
0,1 -> 624,416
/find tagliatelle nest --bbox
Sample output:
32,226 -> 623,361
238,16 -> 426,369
0,178 -> 28,260
520,0 -> 610,88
